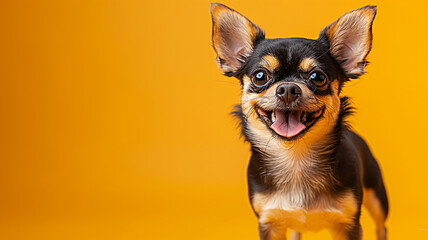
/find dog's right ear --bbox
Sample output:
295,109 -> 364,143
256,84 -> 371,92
211,3 -> 265,76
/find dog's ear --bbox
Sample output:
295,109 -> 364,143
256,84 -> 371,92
211,3 -> 265,76
319,6 -> 376,79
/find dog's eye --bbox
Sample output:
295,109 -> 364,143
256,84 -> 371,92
252,70 -> 270,87
309,72 -> 327,87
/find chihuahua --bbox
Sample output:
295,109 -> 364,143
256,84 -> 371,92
210,3 -> 388,240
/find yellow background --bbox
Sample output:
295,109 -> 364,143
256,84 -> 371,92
0,0 -> 426,239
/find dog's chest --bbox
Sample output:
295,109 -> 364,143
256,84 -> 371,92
252,190 -> 357,232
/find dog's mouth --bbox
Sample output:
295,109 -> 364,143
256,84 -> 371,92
256,107 -> 325,139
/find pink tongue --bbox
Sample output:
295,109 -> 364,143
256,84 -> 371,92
271,110 -> 306,138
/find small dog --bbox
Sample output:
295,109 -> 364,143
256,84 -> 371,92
210,3 -> 388,240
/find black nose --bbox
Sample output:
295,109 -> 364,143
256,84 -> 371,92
276,83 -> 302,103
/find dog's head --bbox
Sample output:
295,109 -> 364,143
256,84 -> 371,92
211,3 -> 376,149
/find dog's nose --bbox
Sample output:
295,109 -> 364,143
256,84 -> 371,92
276,83 -> 302,103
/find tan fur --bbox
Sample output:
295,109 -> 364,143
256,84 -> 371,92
261,55 -> 280,72
289,230 -> 301,240
299,58 -> 317,72
363,188 -> 387,240
253,191 -> 358,237
297,80 -> 340,147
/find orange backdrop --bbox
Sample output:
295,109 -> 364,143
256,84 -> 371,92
0,0 -> 427,239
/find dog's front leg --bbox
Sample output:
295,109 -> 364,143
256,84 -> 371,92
289,230 -> 301,240
258,222 -> 288,240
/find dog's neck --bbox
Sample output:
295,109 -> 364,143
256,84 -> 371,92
241,97 -> 352,206
253,129 -> 339,205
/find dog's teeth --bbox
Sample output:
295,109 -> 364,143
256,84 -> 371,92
271,111 -> 276,123
301,112 -> 307,123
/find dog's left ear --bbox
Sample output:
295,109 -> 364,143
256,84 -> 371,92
319,6 -> 377,78
211,3 -> 265,76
